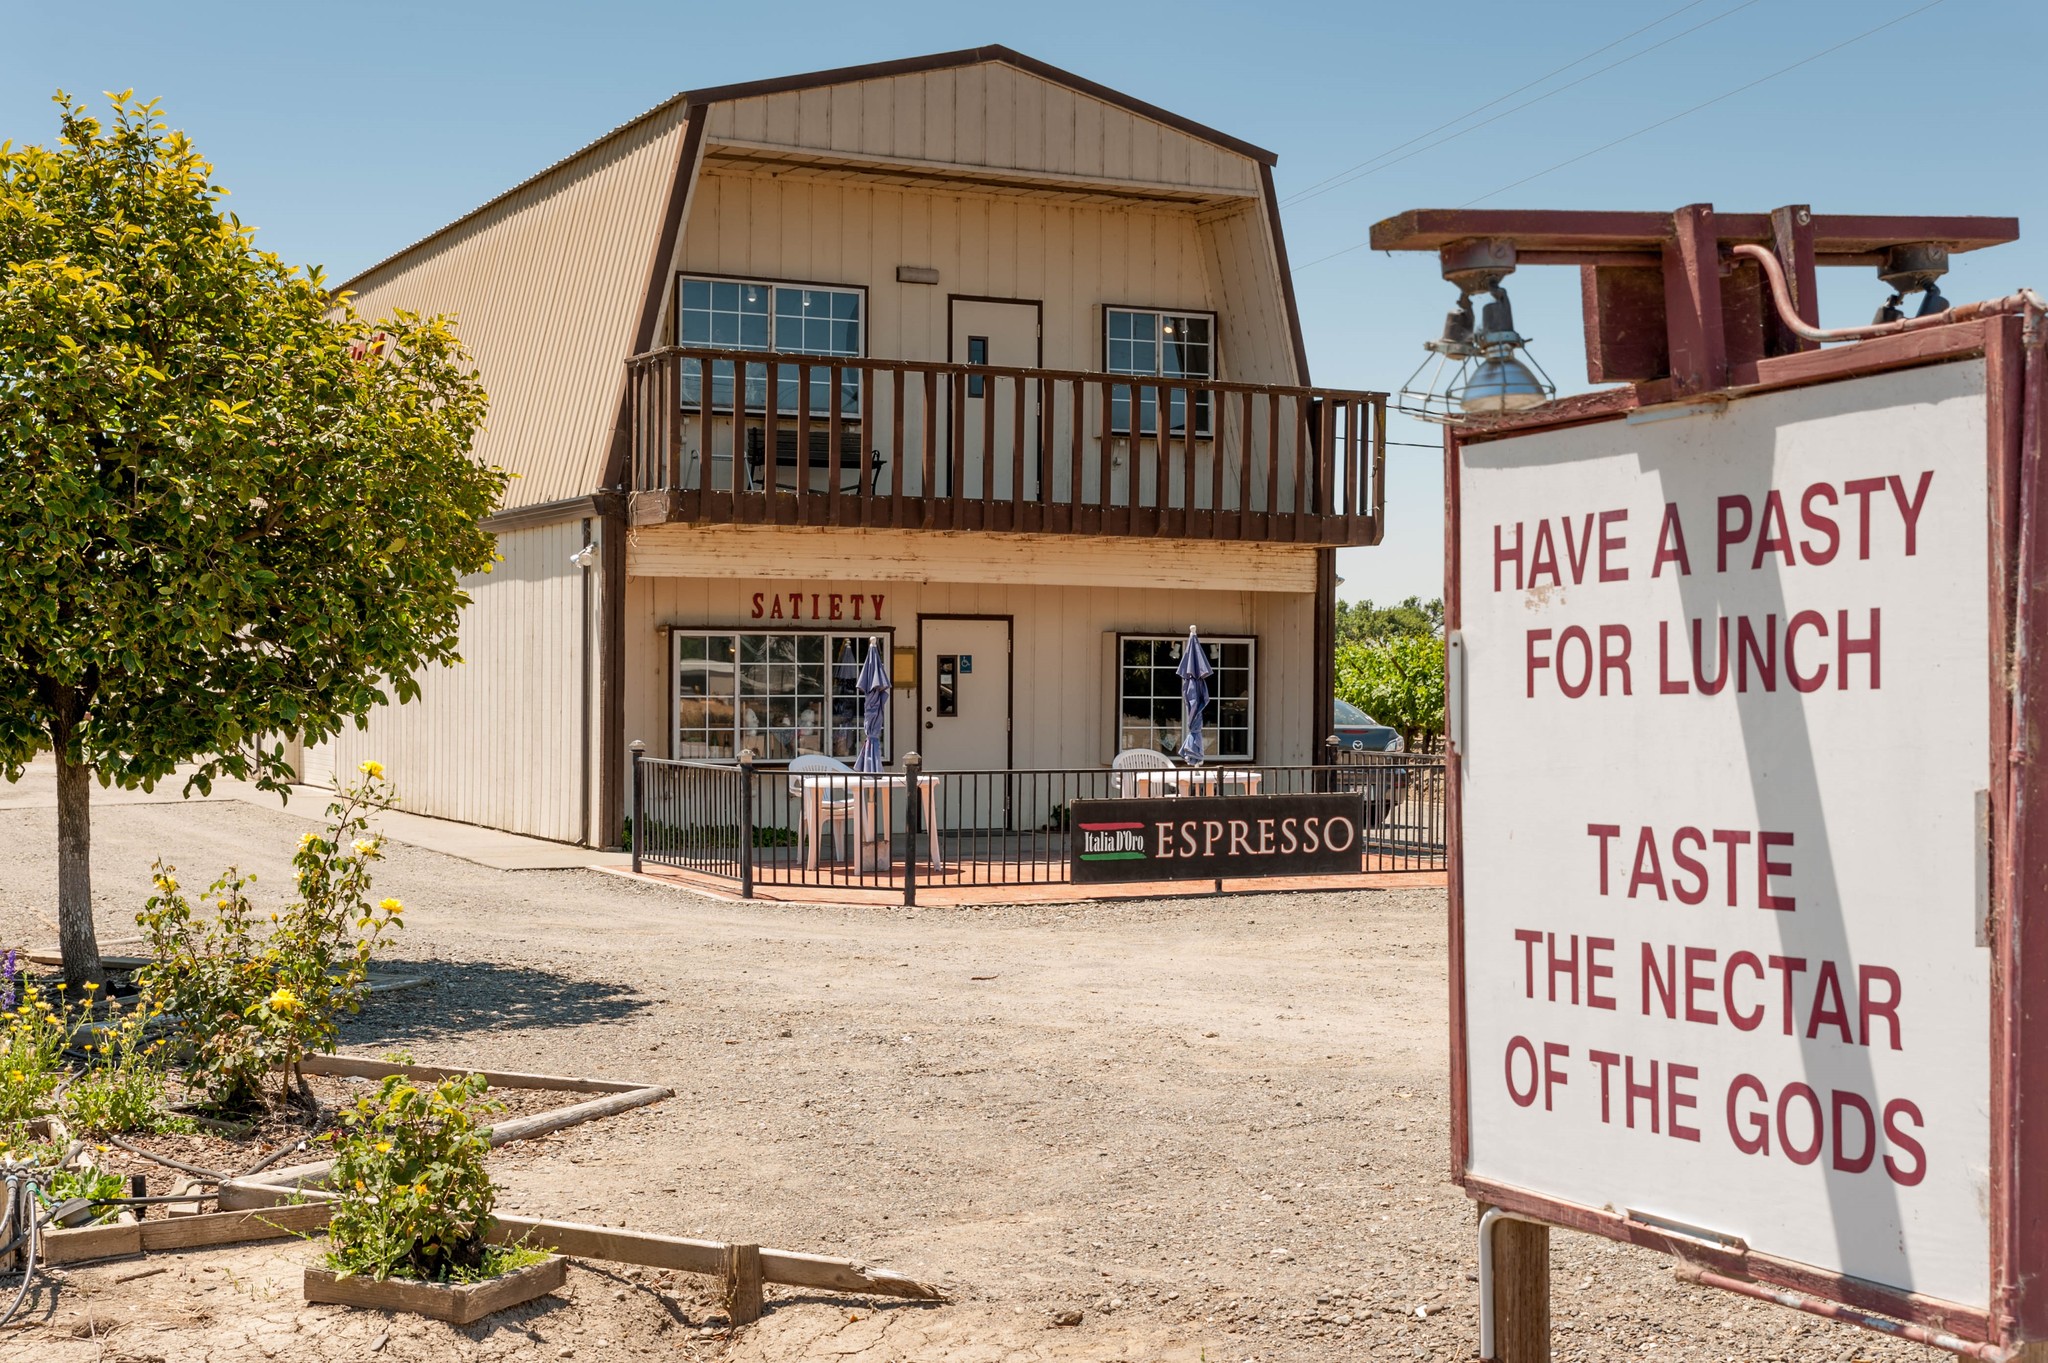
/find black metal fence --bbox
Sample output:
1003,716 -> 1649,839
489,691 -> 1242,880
630,744 -> 1445,901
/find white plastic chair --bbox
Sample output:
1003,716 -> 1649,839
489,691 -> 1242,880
1112,746 -> 1175,798
789,753 -> 858,868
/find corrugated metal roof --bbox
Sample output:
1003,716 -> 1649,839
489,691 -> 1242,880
341,104 -> 691,508
339,45 -> 1269,297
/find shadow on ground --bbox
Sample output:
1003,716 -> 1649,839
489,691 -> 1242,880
340,957 -> 653,1046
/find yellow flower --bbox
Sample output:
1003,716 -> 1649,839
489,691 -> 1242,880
375,1141 -> 393,1153
414,1182 -> 428,1196
154,875 -> 178,893
83,981 -> 98,992
6,1071 -> 21,1083
359,760 -> 385,779
266,987 -> 299,1012
378,898 -> 403,915
353,838 -> 380,856
298,832 -> 318,850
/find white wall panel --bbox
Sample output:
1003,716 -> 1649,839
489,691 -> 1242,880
313,521 -> 592,842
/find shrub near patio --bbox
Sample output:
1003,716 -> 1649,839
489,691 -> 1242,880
134,764 -> 405,1114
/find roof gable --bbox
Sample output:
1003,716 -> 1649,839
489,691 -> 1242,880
701,57 -> 1262,200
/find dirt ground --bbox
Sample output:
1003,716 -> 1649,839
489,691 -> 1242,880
0,794 -> 1932,1361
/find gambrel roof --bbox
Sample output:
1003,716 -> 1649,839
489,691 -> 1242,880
338,46 -> 1300,512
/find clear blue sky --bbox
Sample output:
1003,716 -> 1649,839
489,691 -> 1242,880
12,0 -> 2043,604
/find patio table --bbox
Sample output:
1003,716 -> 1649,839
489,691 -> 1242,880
798,773 -> 946,872
1121,767 -> 1265,799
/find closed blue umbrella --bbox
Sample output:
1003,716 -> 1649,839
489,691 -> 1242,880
1177,626 -> 1213,766
856,636 -> 890,773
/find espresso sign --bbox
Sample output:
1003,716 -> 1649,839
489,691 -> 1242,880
1068,794 -> 1364,883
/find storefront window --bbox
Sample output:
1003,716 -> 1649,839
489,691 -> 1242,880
1117,634 -> 1254,761
672,630 -> 888,763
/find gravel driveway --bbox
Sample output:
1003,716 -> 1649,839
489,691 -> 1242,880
0,793 -> 1930,1361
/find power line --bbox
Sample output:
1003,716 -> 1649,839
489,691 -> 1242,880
1280,0 -> 1715,206
1457,0 -> 1949,208
1291,0 -> 1949,274
1280,0 -> 1765,211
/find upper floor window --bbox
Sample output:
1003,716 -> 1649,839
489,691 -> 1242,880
1106,307 -> 1215,437
676,275 -> 864,417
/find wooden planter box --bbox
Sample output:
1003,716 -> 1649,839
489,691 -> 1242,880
303,1255 -> 566,1324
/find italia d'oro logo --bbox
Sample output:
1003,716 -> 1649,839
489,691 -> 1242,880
1078,821 -> 1148,861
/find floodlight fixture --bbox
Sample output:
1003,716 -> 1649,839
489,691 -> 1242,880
1396,238 -> 1555,424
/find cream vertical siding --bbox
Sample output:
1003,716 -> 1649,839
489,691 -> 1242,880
622,576 -> 1316,785
668,171 -> 1219,372
1196,202 -> 1301,385
705,63 -> 1261,195
623,526 -> 1318,785
314,520 -> 593,842
338,106 -> 691,510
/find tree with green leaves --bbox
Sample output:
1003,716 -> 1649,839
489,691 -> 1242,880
1334,595 -> 1443,648
1335,634 -> 1446,750
0,92 -> 504,986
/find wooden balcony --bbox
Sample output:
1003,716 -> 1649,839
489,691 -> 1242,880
623,347 -> 1386,545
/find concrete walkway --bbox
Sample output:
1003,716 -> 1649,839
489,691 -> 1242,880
1,755 -> 627,872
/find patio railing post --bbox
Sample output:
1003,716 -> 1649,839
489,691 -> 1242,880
738,748 -> 757,899
902,751 -> 922,908
629,740 -> 645,874
1322,734 -> 1340,793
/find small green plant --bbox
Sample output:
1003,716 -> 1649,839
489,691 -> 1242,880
135,764 -> 406,1110
0,977 -> 71,1123
0,1139 -> 127,1225
61,996 -> 179,1135
323,1072 -> 526,1283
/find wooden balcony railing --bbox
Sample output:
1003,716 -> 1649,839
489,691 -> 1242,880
623,347 -> 1385,545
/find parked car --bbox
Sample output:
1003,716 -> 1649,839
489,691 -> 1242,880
1334,697 -> 1404,753
1332,698 -> 1408,827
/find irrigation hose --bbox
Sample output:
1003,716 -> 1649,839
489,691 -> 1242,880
236,1139 -> 309,1180
0,1178 -> 45,1330
104,1133 -> 231,1183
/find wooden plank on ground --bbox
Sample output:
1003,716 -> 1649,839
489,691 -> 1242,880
302,1256 -> 566,1326
212,1189 -> 949,1304
139,1201 -> 332,1251
301,1054 -> 651,1095
39,1216 -> 142,1265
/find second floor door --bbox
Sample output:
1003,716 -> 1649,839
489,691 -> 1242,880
948,297 -> 1041,502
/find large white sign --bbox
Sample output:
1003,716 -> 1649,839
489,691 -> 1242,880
1458,359 -> 1992,1308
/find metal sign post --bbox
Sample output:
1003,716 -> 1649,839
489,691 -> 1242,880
1376,203 -> 2046,1361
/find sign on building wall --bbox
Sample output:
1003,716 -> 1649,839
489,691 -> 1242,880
1069,793 -> 1363,882
1451,351 -> 2019,1328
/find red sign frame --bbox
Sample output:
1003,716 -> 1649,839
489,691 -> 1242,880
1444,314 -> 2044,1349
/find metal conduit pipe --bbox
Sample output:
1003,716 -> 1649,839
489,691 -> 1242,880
1476,1206 -> 1550,1361
1673,1263 -> 2014,1363
1731,243 -> 2048,345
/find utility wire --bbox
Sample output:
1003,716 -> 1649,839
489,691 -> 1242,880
1292,0 -> 1950,273
1456,0 -> 1949,207
1280,0 -> 1766,210
1280,0 -> 1715,206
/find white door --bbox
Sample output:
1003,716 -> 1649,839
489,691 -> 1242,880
949,299 -> 1039,501
920,618 -> 1011,830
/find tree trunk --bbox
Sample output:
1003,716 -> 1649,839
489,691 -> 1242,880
55,741 -> 104,988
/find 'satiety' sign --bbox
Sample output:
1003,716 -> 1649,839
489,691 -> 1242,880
1068,794 -> 1363,882
1455,360 -> 1992,1311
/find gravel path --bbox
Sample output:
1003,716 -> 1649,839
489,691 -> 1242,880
0,794 -> 1933,1361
